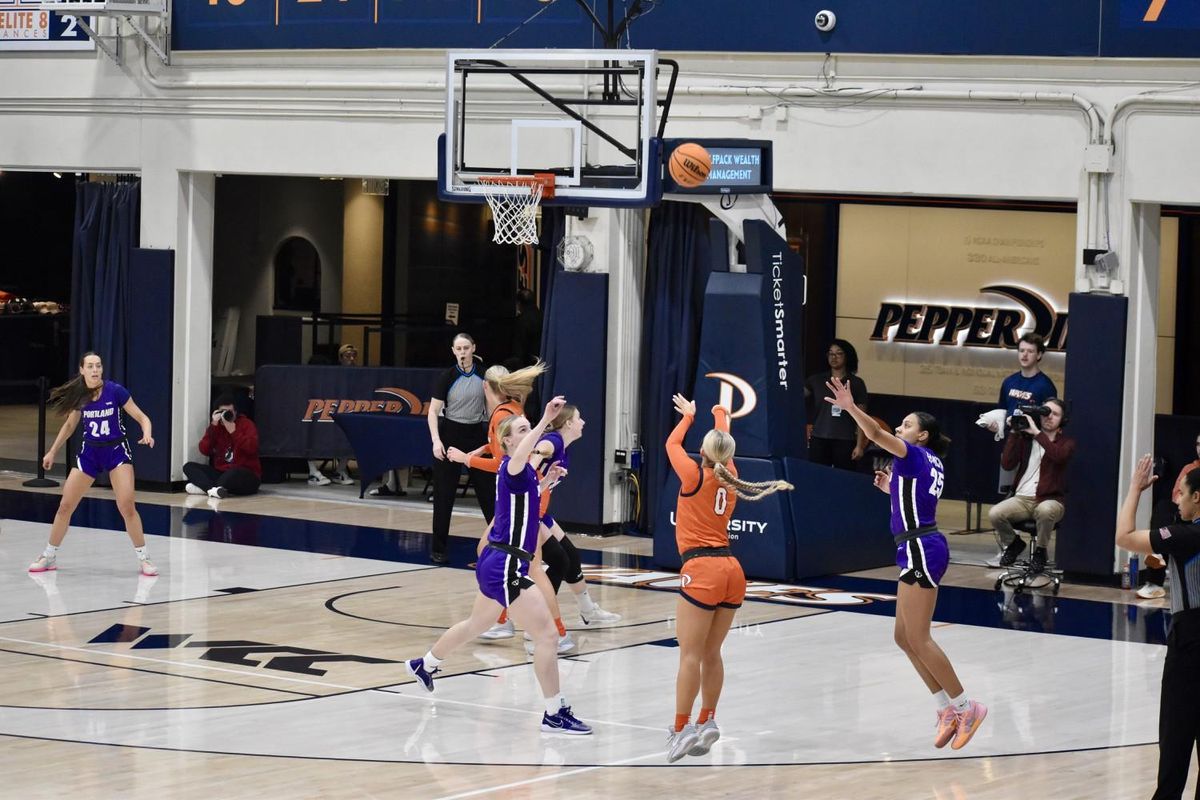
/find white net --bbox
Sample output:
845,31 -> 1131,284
480,179 -> 544,245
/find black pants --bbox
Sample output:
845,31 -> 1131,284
1153,613 -> 1200,800
182,462 -> 260,496
431,419 -> 496,556
809,437 -> 856,471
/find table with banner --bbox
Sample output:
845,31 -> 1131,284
256,365 -> 440,495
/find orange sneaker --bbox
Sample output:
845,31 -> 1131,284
951,701 -> 988,750
934,707 -> 957,748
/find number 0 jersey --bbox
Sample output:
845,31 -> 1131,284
889,443 -> 944,537
666,409 -> 738,555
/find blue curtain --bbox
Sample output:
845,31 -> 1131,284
638,201 -> 714,535
535,208 -> 567,405
71,180 -> 141,383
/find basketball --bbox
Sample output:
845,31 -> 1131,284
668,142 -> 712,188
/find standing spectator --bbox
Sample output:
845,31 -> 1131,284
307,343 -> 357,486
985,333 -> 1058,434
183,394 -> 262,499
1138,433 -> 1200,599
804,338 -> 868,470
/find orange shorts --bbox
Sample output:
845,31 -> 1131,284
680,556 -> 746,610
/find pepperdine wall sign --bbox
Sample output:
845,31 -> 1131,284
869,284 -> 1068,352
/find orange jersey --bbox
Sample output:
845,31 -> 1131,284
667,407 -> 737,554
467,401 -> 521,473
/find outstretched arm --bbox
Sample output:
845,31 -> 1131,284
1115,454 -> 1157,556
825,377 -> 906,459
667,394 -> 702,493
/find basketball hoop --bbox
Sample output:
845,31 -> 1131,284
477,173 -> 555,246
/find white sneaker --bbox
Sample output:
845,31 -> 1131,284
308,474 -> 332,486
478,620 -> 515,640
184,482 -> 207,496
666,724 -> 700,763
523,632 -> 576,655
28,554 -> 57,573
1136,582 -> 1166,599
207,486 -> 228,499
333,473 -> 355,486
139,559 -> 159,577
579,605 -> 621,625
688,718 -> 721,756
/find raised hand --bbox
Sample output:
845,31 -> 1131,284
543,395 -> 566,423
1132,454 -> 1158,493
824,377 -> 855,411
873,469 -> 891,495
672,393 -> 696,418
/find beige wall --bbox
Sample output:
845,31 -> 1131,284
341,180 -> 384,364
837,205 -> 1177,407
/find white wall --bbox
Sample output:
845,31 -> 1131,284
4,46 -> 1199,487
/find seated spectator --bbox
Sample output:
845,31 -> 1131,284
183,394 -> 262,499
308,343 -> 357,486
1137,433 -> 1200,599
988,398 -> 1075,573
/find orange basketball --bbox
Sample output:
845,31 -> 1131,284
668,142 -> 712,188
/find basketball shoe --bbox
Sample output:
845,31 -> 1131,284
667,723 -> 700,763
541,706 -> 592,735
951,701 -> 988,750
688,719 -> 721,756
934,707 -> 957,748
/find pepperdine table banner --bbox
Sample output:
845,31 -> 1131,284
256,365 -> 440,459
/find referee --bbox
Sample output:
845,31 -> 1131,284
426,333 -> 495,563
1117,454 -> 1200,800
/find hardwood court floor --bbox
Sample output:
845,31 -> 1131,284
0,476 -> 1193,800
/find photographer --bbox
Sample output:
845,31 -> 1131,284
988,398 -> 1075,573
182,394 -> 262,499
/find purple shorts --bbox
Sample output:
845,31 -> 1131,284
77,440 -> 133,479
476,546 -> 534,608
895,532 -> 949,589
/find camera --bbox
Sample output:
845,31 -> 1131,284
214,408 -> 235,423
814,10 -> 837,32
1010,403 -> 1050,432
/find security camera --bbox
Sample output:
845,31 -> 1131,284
814,10 -> 836,32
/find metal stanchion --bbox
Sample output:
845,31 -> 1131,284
23,376 -> 59,488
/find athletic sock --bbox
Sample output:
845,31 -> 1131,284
555,618 -> 566,637
698,708 -> 715,724
575,587 -> 597,612
935,690 -> 951,710
42,544 -> 60,559
497,609 -> 508,625
544,694 -> 565,716
423,650 -> 443,669
674,713 -> 690,733
950,692 -> 970,713
133,546 -> 149,561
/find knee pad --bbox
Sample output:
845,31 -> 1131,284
541,537 -> 567,593
559,534 -> 584,584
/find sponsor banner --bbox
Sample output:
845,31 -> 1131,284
686,221 -> 807,460
0,0 -> 93,51
256,365 -> 440,458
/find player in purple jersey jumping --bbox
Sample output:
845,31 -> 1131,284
406,396 -> 592,735
826,377 -> 988,751
28,352 -> 159,577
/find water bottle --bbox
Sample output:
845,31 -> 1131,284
1121,561 -> 1131,590
1130,555 -> 1140,589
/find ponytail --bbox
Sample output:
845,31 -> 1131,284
712,463 -> 794,502
913,411 -> 950,458
49,351 -> 100,415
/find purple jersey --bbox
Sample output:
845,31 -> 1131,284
889,443 -> 944,538
79,382 -> 130,444
489,457 -> 541,554
537,431 -> 569,483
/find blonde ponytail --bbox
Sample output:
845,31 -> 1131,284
712,463 -> 794,502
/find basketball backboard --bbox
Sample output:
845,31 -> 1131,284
439,49 -> 672,209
